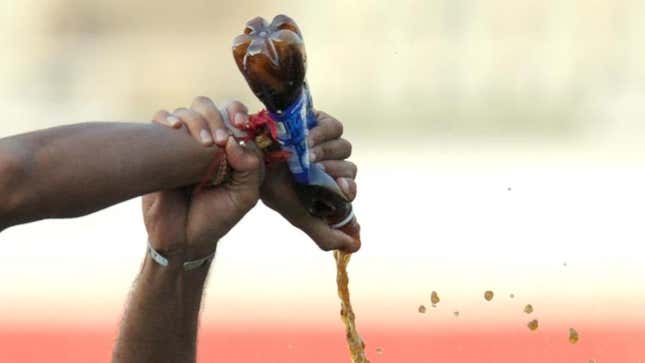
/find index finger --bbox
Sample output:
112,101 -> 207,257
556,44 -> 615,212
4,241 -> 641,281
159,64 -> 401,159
191,96 -> 229,145
220,100 -> 251,139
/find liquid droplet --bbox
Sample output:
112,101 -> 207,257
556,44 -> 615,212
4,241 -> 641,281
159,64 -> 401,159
569,328 -> 579,344
527,319 -> 539,331
431,291 -> 440,305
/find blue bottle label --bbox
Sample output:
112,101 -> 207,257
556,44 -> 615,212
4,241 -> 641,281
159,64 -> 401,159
268,87 -> 318,184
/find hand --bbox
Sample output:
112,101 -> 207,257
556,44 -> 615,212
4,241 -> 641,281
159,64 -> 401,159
143,97 -> 263,259
259,110 -> 359,252
157,100 -> 359,252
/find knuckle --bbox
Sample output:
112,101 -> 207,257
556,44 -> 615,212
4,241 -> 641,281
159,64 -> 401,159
311,145 -> 322,160
192,96 -> 213,107
309,128 -> 321,144
349,161 -> 358,178
219,98 -> 234,109
175,108 -> 204,126
348,179 -> 357,195
320,143 -> 332,158
333,119 -> 344,136
220,99 -> 248,120
192,96 -> 218,117
318,114 -> 331,125
227,99 -> 247,112
152,109 -> 169,122
173,107 -> 191,117
316,110 -> 329,120
194,100 -> 226,127
339,139 -> 352,157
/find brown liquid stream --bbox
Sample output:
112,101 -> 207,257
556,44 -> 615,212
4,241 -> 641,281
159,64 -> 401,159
335,250 -> 370,363
233,15 -> 365,362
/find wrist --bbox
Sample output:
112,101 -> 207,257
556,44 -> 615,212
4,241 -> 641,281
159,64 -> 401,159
136,252 -> 210,327
147,239 -> 217,270
141,246 -> 213,284
148,236 -> 218,261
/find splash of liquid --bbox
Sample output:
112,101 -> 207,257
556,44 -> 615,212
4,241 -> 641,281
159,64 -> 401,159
569,328 -> 579,344
431,291 -> 440,305
527,319 -> 539,331
335,250 -> 371,363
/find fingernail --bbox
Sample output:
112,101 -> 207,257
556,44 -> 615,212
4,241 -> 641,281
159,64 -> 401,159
309,150 -> 317,163
338,178 -> 350,195
166,115 -> 180,127
318,162 -> 325,172
214,129 -> 229,144
199,129 -> 213,144
234,113 -> 249,127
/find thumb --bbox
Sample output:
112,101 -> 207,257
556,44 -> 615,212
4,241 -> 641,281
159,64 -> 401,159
226,137 -> 261,173
224,137 -> 263,197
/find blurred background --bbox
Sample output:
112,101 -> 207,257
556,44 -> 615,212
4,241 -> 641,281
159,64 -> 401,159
2,0 -> 645,362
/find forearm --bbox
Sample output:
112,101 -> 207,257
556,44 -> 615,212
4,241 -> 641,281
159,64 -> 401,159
0,122 -> 216,229
112,250 -> 211,363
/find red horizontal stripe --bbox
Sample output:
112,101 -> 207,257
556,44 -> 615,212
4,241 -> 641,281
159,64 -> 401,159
0,324 -> 642,362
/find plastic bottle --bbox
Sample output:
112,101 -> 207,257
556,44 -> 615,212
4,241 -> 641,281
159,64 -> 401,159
232,15 -> 360,250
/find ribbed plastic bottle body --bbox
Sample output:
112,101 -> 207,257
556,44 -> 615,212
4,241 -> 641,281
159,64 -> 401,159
233,15 -> 360,246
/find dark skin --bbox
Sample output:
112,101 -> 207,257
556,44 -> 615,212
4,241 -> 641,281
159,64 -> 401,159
112,97 -> 359,363
0,121 -> 214,230
0,97 -> 358,252
0,96 -> 358,363
113,116 -> 262,363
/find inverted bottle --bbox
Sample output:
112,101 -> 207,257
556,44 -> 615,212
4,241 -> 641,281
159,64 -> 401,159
232,15 -> 361,251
